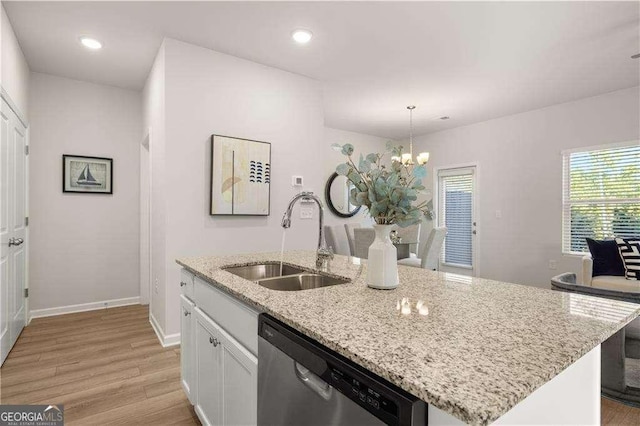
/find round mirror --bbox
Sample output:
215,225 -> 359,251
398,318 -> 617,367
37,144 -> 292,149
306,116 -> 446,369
324,172 -> 361,218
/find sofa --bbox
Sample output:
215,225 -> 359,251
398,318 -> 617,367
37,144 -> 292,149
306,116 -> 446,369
552,255 -> 640,405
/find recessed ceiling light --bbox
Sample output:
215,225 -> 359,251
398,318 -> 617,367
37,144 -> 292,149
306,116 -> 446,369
291,29 -> 313,44
440,116 -> 450,120
80,37 -> 102,50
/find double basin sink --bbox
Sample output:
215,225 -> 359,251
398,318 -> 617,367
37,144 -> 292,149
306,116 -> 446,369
222,263 -> 349,291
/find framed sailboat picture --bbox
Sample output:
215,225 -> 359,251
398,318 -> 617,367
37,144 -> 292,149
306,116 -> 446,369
210,135 -> 271,216
62,155 -> 113,194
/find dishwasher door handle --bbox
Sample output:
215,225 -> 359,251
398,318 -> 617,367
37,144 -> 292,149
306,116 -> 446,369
294,362 -> 333,401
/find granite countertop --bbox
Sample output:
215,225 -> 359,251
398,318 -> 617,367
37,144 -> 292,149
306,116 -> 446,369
176,251 -> 640,425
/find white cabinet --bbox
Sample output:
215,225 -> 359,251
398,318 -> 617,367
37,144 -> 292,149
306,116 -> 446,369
194,307 -> 257,426
180,295 -> 196,404
195,309 -> 222,426
216,316 -> 258,425
181,269 -> 259,426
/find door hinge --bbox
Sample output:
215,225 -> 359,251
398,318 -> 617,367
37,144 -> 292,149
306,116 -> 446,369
25,145 -> 29,156
24,288 -> 28,298
25,216 -> 29,227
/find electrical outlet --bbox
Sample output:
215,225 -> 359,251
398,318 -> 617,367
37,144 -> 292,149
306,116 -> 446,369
549,260 -> 557,270
300,207 -> 313,219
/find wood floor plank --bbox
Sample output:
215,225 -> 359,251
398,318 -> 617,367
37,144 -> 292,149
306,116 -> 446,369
602,397 -> 640,425
0,305 -> 200,425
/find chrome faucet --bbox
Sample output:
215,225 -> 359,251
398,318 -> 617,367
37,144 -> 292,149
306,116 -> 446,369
281,191 -> 334,269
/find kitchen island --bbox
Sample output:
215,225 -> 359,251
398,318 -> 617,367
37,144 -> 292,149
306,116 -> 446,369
177,251 -> 640,425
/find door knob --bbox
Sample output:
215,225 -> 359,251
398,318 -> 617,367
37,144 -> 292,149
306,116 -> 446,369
180,281 -> 187,287
184,311 -> 191,317
8,238 -> 24,247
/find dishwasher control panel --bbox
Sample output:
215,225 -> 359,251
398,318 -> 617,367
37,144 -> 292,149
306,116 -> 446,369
327,365 -> 399,421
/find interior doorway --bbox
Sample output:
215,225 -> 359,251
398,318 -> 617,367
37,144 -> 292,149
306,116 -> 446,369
140,131 -> 151,306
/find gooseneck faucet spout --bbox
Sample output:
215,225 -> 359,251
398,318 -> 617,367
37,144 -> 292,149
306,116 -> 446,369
281,192 -> 334,269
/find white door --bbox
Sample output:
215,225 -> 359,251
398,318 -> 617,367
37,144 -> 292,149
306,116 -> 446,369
0,98 -> 27,365
437,166 -> 477,276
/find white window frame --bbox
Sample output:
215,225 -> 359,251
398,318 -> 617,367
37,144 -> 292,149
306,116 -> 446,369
561,140 -> 640,256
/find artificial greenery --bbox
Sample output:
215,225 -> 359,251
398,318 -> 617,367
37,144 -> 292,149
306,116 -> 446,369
332,142 -> 432,227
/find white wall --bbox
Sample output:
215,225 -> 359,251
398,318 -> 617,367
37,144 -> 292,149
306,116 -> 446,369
415,86 -> 640,288
28,72 -> 142,311
1,5 -> 29,121
160,38 -> 326,335
142,43 -> 166,329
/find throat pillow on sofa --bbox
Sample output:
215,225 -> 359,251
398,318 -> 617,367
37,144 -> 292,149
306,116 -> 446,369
586,238 -> 626,277
615,237 -> 640,281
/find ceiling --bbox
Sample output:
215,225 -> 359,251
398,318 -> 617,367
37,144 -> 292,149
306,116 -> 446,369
5,1 -> 639,139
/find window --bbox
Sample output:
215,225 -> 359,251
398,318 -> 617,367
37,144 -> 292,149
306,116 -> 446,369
438,167 -> 475,267
562,142 -> 640,254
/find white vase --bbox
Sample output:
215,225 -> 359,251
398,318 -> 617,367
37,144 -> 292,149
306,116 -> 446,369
366,224 -> 399,290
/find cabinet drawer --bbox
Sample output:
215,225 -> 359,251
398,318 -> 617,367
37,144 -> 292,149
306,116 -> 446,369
180,269 -> 195,300
194,277 -> 259,355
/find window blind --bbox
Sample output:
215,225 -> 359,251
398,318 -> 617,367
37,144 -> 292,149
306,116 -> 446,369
562,143 -> 640,254
438,169 -> 474,267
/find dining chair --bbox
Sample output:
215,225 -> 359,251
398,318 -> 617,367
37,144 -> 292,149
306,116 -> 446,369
353,228 -> 375,259
395,223 -> 421,255
323,225 -> 351,256
344,223 -> 361,256
398,227 -> 447,270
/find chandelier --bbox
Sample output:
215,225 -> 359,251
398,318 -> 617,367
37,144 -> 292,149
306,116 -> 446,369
392,106 -> 430,166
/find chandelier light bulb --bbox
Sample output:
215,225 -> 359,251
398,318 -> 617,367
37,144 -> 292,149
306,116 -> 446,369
417,152 -> 430,165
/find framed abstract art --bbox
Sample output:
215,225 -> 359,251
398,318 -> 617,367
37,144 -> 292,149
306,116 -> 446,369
209,135 -> 271,216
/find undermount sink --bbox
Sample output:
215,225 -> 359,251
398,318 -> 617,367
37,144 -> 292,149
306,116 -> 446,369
258,274 -> 349,291
222,263 -> 306,281
222,262 -> 349,291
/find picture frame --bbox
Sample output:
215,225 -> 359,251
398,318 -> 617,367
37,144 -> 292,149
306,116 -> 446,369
210,135 -> 271,216
62,155 -> 113,194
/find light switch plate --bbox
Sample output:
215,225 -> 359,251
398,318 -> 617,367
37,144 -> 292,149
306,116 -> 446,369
292,176 -> 304,186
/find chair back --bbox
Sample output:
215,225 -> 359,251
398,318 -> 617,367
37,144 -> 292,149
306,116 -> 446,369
353,228 -> 375,259
344,223 -> 361,256
395,223 -> 421,255
323,225 -> 351,256
421,227 -> 447,270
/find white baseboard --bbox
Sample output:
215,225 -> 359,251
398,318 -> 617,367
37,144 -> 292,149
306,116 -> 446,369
149,312 -> 181,347
29,296 -> 141,320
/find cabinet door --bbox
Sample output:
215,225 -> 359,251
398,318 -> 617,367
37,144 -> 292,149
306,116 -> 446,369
195,312 -> 222,426
180,295 -> 196,404
213,320 -> 258,426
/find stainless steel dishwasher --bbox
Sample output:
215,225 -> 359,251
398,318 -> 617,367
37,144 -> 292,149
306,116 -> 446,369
258,314 -> 427,426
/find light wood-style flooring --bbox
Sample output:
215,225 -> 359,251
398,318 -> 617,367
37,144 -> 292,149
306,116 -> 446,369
1,304 -> 640,425
603,397 -> 640,425
0,305 -> 199,425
